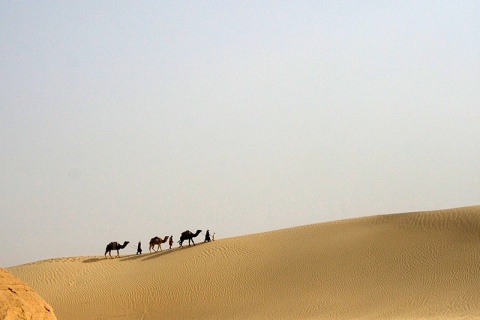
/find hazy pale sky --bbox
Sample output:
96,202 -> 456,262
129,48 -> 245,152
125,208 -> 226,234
1,1 -> 479,267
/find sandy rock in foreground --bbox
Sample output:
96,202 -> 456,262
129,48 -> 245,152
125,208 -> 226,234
0,268 -> 56,320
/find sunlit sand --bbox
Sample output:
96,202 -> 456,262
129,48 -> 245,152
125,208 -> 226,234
7,206 -> 480,319
0,267 -> 56,319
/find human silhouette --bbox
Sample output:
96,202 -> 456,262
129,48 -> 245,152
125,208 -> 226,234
204,230 -> 211,242
169,235 -> 173,249
136,241 -> 142,254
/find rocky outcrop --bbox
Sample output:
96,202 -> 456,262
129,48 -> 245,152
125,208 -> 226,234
0,268 -> 56,320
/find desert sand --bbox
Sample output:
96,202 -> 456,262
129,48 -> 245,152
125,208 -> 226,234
0,268 -> 56,320
7,206 -> 480,319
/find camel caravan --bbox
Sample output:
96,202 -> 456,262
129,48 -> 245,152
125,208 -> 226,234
104,229 -> 214,258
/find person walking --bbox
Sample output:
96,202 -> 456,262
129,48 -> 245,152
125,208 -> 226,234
169,235 -> 173,249
204,230 -> 211,242
136,241 -> 142,255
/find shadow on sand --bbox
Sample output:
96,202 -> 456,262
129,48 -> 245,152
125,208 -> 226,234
82,257 -> 103,263
139,248 -> 179,261
82,242 -> 209,263
119,253 -> 150,261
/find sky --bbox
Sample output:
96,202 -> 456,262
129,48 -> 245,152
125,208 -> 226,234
1,1 -> 479,267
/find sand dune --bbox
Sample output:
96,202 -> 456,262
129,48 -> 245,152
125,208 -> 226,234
7,206 -> 480,319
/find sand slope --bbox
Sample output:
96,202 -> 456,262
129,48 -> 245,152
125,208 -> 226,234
8,206 -> 480,319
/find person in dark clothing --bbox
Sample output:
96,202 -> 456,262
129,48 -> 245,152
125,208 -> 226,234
169,236 -> 173,249
136,241 -> 142,254
204,230 -> 211,242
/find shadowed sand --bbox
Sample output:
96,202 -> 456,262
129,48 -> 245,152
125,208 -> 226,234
8,206 -> 480,319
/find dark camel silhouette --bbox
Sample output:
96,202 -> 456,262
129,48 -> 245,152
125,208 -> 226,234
104,241 -> 130,258
178,230 -> 202,248
149,236 -> 169,253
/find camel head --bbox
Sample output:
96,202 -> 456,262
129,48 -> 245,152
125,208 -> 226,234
194,230 -> 202,237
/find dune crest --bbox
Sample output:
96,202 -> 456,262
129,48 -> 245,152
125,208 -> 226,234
8,206 -> 480,319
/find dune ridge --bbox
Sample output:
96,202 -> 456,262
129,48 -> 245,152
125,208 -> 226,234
8,206 -> 480,319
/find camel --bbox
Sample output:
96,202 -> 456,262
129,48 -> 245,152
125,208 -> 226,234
149,236 -> 169,253
104,241 -> 130,258
178,230 -> 202,248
